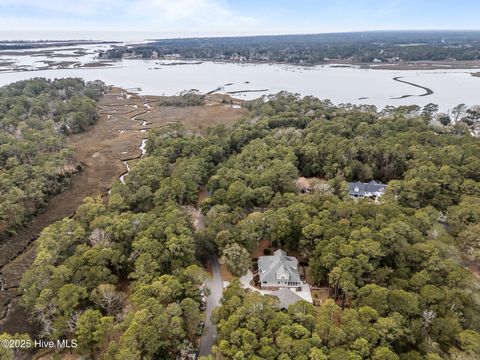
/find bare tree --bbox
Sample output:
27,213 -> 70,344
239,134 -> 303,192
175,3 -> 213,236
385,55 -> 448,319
422,309 -> 436,329
451,104 -> 467,124
91,284 -> 125,316
89,228 -> 112,247
32,310 -> 53,339
67,310 -> 83,333
312,179 -> 334,196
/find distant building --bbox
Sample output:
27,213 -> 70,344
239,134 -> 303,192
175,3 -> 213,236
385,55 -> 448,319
258,250 -> 301,290
164,53 -> 181,60
348,180 -> 387,200
295,177 -> 334,195
295,177 -> 314,194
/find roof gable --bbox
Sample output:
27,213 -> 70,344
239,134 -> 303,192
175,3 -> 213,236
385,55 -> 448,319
348,181 -> 387,195
258,249 -> 301,283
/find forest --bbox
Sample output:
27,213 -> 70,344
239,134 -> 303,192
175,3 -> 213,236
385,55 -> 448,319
0,78 -> 106,239
1,92 -> 479,360
100,31 -> 480,64
158,90 -> 205,107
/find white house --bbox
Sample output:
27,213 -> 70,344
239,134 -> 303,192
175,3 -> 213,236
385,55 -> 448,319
348,180 -> 387,200
258,250 -> 301,290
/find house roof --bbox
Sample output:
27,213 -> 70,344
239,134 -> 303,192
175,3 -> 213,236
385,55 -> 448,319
295,177 -> 313,190
271,287 -> 304,309
348,180 -> 387,196
258,249 -> 301,284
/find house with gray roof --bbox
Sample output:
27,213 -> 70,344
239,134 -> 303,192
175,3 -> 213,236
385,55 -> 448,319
258,249 -> 301,290
348,180 -> 387,200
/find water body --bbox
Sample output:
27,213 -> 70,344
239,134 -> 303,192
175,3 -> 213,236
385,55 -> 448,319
1,43 -> 479,111
119,161 -> 130,184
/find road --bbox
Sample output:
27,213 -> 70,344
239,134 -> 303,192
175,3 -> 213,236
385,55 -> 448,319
197,213 -> 223,357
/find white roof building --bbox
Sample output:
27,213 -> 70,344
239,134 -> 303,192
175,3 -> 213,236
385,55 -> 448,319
258,249 -> 301,289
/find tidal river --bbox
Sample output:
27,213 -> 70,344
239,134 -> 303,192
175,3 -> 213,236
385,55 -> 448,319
1,43 -> 479,111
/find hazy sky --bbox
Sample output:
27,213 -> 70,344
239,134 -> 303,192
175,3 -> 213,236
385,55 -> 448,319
1,0 -> 480,39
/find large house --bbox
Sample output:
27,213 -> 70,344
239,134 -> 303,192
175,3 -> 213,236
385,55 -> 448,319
348,180 -> 387,200
258,249 -> 301,290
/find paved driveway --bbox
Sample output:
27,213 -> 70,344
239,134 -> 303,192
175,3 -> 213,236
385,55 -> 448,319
240,270 -> 313,303
199,254 -> 223,357
198,213 -> 224,357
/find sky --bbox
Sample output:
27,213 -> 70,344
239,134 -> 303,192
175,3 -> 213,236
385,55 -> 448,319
1,0 -> 480,40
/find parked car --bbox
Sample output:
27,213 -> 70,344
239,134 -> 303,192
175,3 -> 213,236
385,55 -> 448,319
196,321 -> 205,336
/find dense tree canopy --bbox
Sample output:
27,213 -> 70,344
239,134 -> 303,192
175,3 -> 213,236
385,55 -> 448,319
100,31 -> 480,64
14,91 -> 480,359
0,78 -> 105,238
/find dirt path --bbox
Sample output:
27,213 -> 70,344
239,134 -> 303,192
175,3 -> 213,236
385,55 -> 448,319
0,89 -> 247,336
461,256 -> 480,280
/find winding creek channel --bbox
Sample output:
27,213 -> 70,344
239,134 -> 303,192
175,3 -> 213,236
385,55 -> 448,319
0,89 -> 247,344
0,91 -> 157,338
119,105 -> 151,184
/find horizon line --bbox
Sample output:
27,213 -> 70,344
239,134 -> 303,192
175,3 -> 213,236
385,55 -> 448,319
2,29 -> 480,42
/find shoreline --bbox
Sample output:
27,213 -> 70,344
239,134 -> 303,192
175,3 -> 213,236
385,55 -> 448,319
3,40 -> 480,72
3,45 -> 480,76
110,55 -> 480,71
